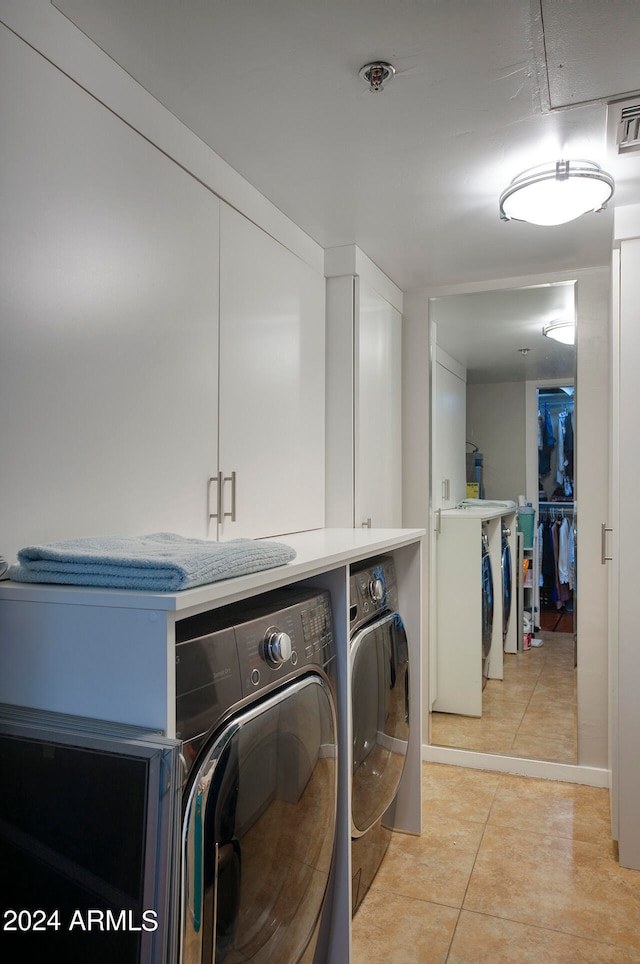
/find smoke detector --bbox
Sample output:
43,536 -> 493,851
359,62 -> 396,92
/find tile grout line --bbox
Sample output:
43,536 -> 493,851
507,665 -> 537,754
443,778 -> 502,962
506,632 -> 577,759
452,906 -> 637,956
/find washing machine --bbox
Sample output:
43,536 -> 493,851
176,586 -> 338,964
481,527 -> 494,687
501,523 -> 512,644
349,557 -> 409,915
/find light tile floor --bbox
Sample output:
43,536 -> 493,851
430,631 -> 577,763
351,762 -> 640,963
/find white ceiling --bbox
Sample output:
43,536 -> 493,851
431,280 -> 576,384
540,0 -> 640,110
52,0 -> 640,296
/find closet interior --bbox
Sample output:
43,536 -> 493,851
538,387 -> 575,634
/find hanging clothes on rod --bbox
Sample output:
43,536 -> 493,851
538,502 -> 575,614
538,405 -> 556,477
556,410 -> 575,497
538,401 -> 575,500
557,515 -> 575,590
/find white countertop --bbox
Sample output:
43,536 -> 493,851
441,506 -> 517,521
0,527 -> 425,612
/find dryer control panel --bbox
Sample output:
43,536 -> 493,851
349,555 -> 398,633
234,589 -> 334,695
175,587 -> 335,749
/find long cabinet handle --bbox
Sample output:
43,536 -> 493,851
223,471 -> 237,522
601,523 -> 613,565
208,472 -> 223,521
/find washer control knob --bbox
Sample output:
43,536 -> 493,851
263,629 -> 292,667
369,577 -> 385,603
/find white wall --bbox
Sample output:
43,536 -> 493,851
404,266 -> 610,773
613,205 -> 640,867
402,289 -> 432,743
574,266 -> 610,769
466,382 -> 527,502
402,289 -> 431,531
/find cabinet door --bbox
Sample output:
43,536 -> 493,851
355,281 -> 402,527
432,354 -> 467,510
0,30 -> 219,561
218,204 -> 325,539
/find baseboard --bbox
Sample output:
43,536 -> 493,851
422,743 -> 609,787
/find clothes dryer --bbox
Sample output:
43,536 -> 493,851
349,557 -> 409,914
176,586 -> 338,964
481,527 -> 494,687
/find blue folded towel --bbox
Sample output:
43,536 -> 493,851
8,532 -> 297,591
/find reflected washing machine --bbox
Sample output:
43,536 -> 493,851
175,586 -> 338,964
481,527 -> 494,687
349,557 -> 409,915
501,523 -> 512,644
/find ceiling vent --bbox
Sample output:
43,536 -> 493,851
617,104 -> 640,154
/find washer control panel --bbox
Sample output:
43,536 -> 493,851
349,556 -> 398,633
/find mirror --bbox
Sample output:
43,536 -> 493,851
428,281 -> 577,764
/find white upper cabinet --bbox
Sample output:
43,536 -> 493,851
217,203 -> 326,540
325,251 -> 403,529
1,26 -> 326,563
0,29 -> 220,561
355,280 -> 402,528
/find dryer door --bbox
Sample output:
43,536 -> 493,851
351,612 -> 409,836
181,674 -> 337,964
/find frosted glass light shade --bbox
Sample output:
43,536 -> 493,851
499,160 -> 614,226
543,320 -> 575,345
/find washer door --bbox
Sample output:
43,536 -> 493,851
502,541 -> 512,639
481,548 -> 494,662
351,612 -> 409,837
181,674 -> 337,964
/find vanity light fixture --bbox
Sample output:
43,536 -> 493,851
542,319 -> 575,345
499,159 -> 615,226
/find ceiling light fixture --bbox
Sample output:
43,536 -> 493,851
499,159 -> 615,226
542,319 -> 575,345
359,61 -> 395,92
